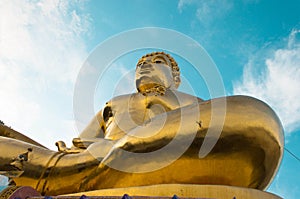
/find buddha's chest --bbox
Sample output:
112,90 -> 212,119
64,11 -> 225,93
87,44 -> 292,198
128,95 -> 173,125
112,94 -> 180,125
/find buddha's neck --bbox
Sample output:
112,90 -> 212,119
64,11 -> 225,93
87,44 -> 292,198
138,84 -> 167,96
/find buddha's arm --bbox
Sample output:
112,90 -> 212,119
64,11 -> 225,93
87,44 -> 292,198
72,110 -> 107,149
0,135 -> 107,195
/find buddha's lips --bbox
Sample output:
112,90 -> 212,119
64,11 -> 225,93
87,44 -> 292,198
139,70 -> 151,74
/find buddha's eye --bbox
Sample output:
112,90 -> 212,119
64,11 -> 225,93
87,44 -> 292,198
136,62 -> 143,67
153,58 -> 166,64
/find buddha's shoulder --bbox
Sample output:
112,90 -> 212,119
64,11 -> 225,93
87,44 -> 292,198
104,93 -> 137,106
169,90 -> 204,104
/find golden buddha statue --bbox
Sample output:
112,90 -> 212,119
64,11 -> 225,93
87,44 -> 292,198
0,52 -> 284,197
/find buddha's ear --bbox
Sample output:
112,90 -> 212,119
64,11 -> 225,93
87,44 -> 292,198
174,76 -> 181,88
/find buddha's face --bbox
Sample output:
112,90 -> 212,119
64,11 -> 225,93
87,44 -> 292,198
135,54 -> 175,92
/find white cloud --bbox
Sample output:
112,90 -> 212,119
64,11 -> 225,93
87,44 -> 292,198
233,29 -> 300,134
177,0 -> 194,13
177,0 -> 233,25
0,0 -> 91,149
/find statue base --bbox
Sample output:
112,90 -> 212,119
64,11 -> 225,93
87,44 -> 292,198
0,184 -> 282,199
0,186 -> 41,199
65,184 -> 282,199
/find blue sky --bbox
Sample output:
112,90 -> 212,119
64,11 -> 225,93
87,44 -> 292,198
1,0 -> 300,198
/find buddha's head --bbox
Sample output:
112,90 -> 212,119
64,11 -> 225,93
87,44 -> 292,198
135,52 -> 180,94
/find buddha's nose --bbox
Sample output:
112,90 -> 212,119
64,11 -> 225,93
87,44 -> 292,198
139,61 -> 152,69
